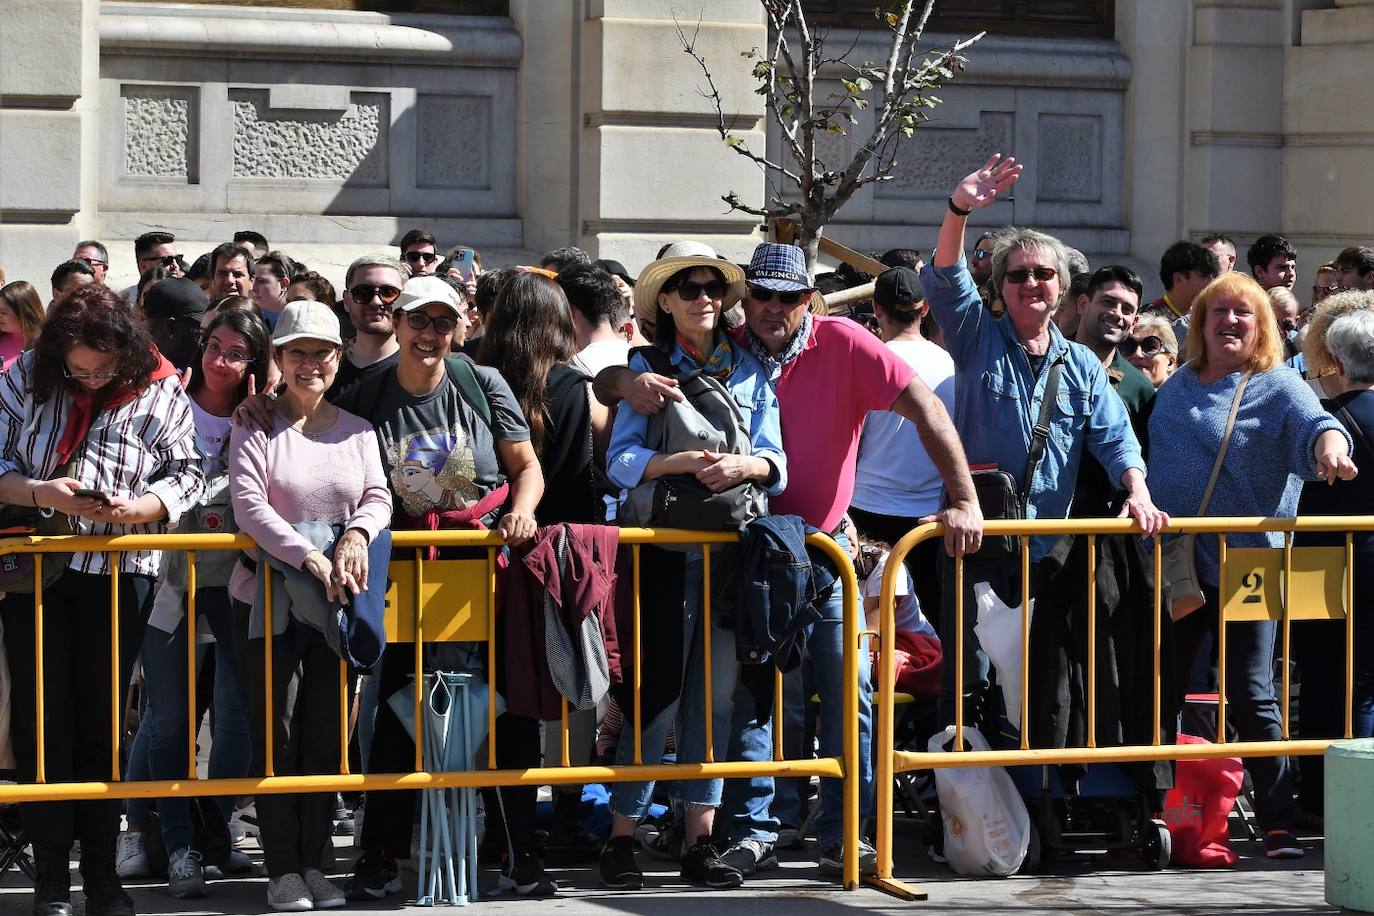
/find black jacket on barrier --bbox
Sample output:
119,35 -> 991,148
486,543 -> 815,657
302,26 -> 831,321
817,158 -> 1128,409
1028,532 -> 1178,797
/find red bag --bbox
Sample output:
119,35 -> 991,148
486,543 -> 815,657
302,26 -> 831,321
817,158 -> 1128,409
870,631 -> 942,701
1162,733 -> 1243,867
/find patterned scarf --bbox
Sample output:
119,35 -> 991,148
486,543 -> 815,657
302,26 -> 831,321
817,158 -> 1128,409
676,331 -> 737,380
745,311 -> 813,380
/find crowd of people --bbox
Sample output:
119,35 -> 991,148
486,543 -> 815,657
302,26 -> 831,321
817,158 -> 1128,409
0,151 -> 1369,915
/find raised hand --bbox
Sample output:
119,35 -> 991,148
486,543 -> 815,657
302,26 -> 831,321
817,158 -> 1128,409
951,153 -> 1022,212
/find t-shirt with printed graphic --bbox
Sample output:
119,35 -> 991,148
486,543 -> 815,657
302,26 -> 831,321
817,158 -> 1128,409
334,364 -> 530,525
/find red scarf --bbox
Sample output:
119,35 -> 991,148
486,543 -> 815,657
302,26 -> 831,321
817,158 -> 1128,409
55,351 -> 179,465
395,481 -> 511,561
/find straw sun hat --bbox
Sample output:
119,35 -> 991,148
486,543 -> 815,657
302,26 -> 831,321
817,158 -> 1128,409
632,242 -> 746,329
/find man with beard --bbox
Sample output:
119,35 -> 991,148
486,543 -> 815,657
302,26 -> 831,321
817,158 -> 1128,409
332,254 -> 405,393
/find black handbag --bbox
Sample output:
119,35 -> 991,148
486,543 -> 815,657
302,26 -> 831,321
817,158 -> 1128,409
963,355 -> 1064,563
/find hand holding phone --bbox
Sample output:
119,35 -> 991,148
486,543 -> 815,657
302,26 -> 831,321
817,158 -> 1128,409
73,488 -> 112,504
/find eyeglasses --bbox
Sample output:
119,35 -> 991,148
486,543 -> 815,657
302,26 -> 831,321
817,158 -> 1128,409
403,311 -> 459,336
1004,267 -> 1058,284
282,347 -> 338,366
1120,335 -> 1169,358
747,285 -> 810,306
78,257 -> 108,269
348,283 -> 402,305
673,280 -> 729,301
973,249 -> 992,261
404,251 -> 439,265
204,341 -> 254,366
63,364 -> 119,381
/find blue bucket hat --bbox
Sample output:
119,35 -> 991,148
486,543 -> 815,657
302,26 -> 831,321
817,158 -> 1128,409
746,243 -> 813,292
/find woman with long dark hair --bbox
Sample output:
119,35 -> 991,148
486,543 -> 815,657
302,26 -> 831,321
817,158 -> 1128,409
478,271 -> 609,523
119,308 -> 272,896
0,283 -> 204,916
0,280 -> 47,369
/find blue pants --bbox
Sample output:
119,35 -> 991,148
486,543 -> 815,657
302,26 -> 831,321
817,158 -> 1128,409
128,587 -> 251,854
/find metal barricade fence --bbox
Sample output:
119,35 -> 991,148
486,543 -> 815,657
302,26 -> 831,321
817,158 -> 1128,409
0,527 -> 867,890
869,515 -> 1370,900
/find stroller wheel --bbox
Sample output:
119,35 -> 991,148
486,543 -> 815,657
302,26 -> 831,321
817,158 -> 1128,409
1143,819 -> 1171,870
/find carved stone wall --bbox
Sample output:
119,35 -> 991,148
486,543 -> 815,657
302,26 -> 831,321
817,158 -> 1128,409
97,1 -> 522,276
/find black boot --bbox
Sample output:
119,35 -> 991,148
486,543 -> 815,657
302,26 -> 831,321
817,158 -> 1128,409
31,844 -> 73,916
77,828 -> 135,916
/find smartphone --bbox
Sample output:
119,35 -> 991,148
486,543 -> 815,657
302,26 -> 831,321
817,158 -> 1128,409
452,248 -> 476,283
74,488 -> 112,504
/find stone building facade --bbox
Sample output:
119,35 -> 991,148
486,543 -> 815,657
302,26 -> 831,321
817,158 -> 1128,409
1,0 -> 1370,298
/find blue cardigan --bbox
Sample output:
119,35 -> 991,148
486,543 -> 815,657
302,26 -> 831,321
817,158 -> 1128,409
1147,365 -> 1349,586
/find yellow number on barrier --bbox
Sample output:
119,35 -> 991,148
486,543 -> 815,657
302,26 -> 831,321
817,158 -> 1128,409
1222,547 -> 1348,622
384,559 -> 490,643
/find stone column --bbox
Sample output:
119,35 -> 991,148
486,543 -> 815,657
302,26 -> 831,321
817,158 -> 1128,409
574,1 -> 767,269
0,0 -> 101,299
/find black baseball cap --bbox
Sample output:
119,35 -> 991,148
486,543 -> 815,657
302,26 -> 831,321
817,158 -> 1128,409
874,267 -> 925,312
142,277 -> 209,320
593,258 -> 635,288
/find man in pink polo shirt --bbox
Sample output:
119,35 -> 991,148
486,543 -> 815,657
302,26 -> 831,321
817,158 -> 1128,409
595,242 -> 980,877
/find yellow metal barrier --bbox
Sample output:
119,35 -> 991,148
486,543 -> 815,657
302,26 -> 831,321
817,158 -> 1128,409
0,527 -> 865,891
869,515 -> 1370,901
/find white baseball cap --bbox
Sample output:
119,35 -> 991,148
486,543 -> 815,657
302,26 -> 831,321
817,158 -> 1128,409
272,299 -> 343,347
394,275 -> 463,316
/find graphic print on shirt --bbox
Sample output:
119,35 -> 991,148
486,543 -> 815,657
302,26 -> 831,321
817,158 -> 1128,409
384,427 -> 481,515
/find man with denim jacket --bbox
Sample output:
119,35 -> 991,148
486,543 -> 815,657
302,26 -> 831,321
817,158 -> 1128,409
594,241 -> 981,878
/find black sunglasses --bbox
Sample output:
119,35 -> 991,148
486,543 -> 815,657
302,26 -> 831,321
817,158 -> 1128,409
404,251 -> 439,265
973,249 -> 992,261
403,311 -> 458,335
748,285 -> 810,306
672,280 -> 729,301
79,257 -> 108,269
141,254 -> 180,267
1004,266 -> 1058,284
1120,335 -> 1168,358
348,283 -> 402,305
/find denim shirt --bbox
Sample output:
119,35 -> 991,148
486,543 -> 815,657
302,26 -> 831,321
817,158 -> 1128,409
921,258 -> 1144,560
607,343 -> 787,496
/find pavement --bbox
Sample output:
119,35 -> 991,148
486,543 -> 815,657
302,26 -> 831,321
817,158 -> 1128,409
0,808 -> 1334,916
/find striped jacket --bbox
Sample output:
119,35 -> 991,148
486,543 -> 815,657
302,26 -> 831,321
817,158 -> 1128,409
0,351 -> 205,578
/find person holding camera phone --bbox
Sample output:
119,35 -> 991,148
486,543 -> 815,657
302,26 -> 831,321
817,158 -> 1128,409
0,283 -> 205,916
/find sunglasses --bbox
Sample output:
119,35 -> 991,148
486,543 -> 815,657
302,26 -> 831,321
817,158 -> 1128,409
348,283 -> 402,305
404,251 -> 439,265
973,248 -> 992,261
403,311 -> 459,336
748,285 -> 810,306
1120,335 -> 1168,358
141,254 -> 181,268
79,257 -> 108,269
1003,266 -> 1058,284
673,280 -> 729,301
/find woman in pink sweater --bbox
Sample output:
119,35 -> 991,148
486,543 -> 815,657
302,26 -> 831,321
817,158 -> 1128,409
229,299 -> 391,912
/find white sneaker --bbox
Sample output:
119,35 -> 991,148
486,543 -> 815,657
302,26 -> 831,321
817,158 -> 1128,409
167,848 -> 206,899
267,873 -> 313,912
115,831 -> 150,879
303,869 -> 345,909
232,802 -> 260,838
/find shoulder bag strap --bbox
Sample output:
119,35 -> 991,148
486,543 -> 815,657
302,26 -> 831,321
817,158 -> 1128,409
1197,371 -> 1251,515
444,356 -> 492,429
1338,403 -> 1374,460
1019,353 -> 1066,516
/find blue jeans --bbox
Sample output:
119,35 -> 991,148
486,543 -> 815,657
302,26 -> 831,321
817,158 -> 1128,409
128,587 -> 251,854
721,531 -> 873,847
720,661 -> 809,842
611,553 -> 743,818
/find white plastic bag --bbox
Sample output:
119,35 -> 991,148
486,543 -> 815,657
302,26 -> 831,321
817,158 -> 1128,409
930,724 -> 1030,877
972,581 -> 1034,731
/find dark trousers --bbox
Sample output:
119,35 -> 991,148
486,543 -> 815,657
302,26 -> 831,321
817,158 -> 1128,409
847,506 -> 944,634
1,569 -> 152,856
247,623 -> 342,878
1173,585 -> 1293,831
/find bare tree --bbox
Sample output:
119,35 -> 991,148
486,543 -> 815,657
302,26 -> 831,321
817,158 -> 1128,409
678,1 -> 982,271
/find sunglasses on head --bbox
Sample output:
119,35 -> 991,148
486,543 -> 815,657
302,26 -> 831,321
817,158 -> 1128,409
403,311 -> 458,335
1120,335 -> 1167,358
404,250 -> 439,265
748,285 -> 810,306
672,280 -> 729,301
348,283 -> 402,305
1004,266 -> 1058,284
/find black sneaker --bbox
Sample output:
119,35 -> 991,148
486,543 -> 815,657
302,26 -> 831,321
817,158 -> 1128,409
499,850 -> 557,896
641,815 -> 685,862
680,837 -> 743,889
1264,830 -> 1305,859
344,851 -> 401,901
82,880 -> 135,916
598,836 -> 642,890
